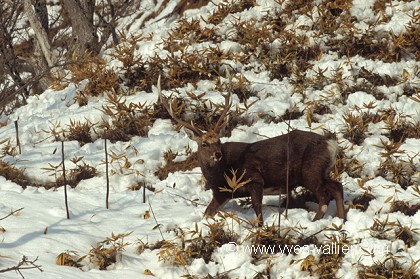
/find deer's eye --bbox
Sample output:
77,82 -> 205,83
201,142 -> 208,147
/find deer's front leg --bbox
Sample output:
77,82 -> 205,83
249,182 -> 264,226
204,194 -> 229,217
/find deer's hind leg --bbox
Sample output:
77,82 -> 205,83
301,170 -> 333,220
311,178 -> 345,221
325,179 -> 346,220
312,187 -> 333,221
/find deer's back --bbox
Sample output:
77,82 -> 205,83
221,130 -> 333,196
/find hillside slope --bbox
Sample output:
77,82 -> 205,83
0,0 -> 419,278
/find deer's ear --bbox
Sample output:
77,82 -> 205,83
184,127 -> 200,141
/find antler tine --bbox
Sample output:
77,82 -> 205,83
157,75 -> 203,136
214,92 -> 232,133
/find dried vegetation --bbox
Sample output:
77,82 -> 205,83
1,0 -> 419,277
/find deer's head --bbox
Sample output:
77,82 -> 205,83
157,76 -> 231,168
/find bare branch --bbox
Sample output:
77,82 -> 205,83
0,207 -> 23,221
0,256 -> 43,277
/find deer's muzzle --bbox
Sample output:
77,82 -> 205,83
212,152 -> 222,161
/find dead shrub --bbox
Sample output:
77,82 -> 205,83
68,55 -> 120,100
342,112 -> 368,145
88,232 -> 131,270
207,0 -> 257,25
43,156 -> 97,188
390,201 -> 420,217
99,93 -> 152,142
157,219 -> 239,265
0,160 -> 29,187
357,254 -> 419,279
352,192 -> 375,212
65,119 -> 96,146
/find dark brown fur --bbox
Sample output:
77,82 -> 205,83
193,130 -> 346,224
157,76 -> 345,225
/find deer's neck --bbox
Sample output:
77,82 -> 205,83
199,159 -> 226,188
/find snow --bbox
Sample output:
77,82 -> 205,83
1,0 -> 420,278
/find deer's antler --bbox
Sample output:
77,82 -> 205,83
213,92 -> 232,134
157,75 -> 203,136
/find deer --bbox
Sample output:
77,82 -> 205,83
157,77 -> 346,225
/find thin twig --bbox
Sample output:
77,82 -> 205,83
14,118 -> 21,154
0,207 -> 24,220
105,137 -> 110,209
235,127 -> 271,139
33,134 -> 54,145
279,113 -> 292,227
0,256 -> 43,277
62,141 -> 70,219
142,183 -> 146,203
0,60 -> 75,112
167,191 -> 207,206
148,198 -> 165,241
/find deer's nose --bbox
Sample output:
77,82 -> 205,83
214,152 -> 222,160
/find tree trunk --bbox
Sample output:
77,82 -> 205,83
62,0 -> 99,57
22,0 -> 64,87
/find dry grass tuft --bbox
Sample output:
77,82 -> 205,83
157,219 -> 239,266
207,0 -> 256,26
68,55 -> 120,100
88,232 -> 132,270
342,112 -> 368,145
43,156 -> 97,188
312,232 -> 352,278
376,141 -> 417,189
56,251 -> 85,268
390,201 -> 420,217
56,232 -> 132,270
65,119 -> 96,146
99,93 -> 152,142
385,115 -> 420,143
246,224 -> 320,261
0,160 -> 29,187
357,254 -> 420,279
352,192 -> 375,212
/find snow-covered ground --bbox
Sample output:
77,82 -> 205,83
1,0 -> 419,278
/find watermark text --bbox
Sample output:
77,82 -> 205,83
225,242 -> 390,256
